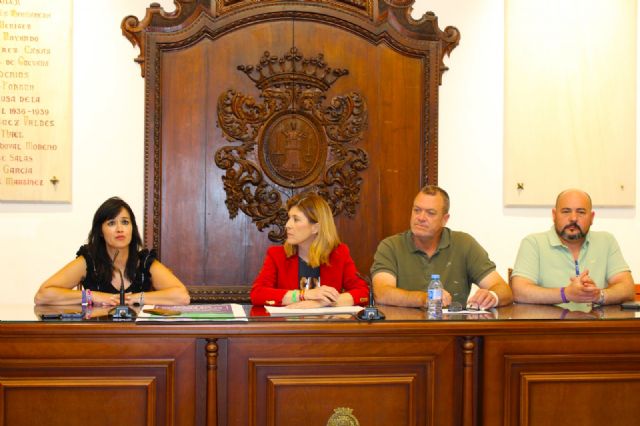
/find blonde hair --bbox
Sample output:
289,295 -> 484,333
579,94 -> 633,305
283,192 -> 340,267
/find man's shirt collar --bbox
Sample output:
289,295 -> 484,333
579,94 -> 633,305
407,228 -> 451,255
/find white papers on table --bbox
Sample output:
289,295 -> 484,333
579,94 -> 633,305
443,308 -> 490,314
265,306 -> 364,316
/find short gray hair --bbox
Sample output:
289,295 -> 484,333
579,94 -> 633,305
419,185 -> 450,214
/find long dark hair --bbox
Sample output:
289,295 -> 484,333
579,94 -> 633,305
86,197 -> 143,286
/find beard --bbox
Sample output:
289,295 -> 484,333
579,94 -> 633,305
557,222 -> 586,241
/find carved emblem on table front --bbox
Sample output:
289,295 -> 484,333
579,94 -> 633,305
215,48 -> 369,242
326,407 -> 360,426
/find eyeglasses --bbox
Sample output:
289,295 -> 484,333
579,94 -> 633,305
447,293 -> 481,312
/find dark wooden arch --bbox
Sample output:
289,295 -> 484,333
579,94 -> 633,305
122,0 -> 459,302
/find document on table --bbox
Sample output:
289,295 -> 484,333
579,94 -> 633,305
442,284 -> 490,314
136,303 -> 248,321
443,308 -> 490,314
265,306 -> 364,316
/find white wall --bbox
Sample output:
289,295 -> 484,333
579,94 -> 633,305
419,0 -> 640,280
0,0 -> 150,304
1,0 -> 637,304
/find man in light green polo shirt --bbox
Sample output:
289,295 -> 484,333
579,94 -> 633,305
512,189 -> 634,305
371,185 -> 513,309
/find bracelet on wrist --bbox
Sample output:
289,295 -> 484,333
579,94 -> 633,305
560,287 -> 568,303
488,290 -> 499,308
81,289 -> 87,306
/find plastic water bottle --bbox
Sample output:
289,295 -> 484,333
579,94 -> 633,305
427,274 -> 443,318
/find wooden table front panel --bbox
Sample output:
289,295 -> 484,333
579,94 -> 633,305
220,334 -> 462,426
482,332 -> 640,426
0,334 -> 200,426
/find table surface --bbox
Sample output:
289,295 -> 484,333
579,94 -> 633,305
2,301 -> 639,323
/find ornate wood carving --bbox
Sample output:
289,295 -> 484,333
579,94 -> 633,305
122,0 -> 460,299
215,48 -> 369,242
215,0 -> 373,19
122,1 -> 460,79
121,0 -> 206,77
189,286 -> 251,304
327,407 -> 361,426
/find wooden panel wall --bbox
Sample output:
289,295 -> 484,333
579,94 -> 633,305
122,0 -> 459,300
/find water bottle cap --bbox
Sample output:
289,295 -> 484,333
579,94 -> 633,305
431,274 -> 440,279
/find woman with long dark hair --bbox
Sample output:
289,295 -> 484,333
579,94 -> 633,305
35,197 -> 190,306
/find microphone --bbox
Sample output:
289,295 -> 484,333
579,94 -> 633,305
112,250 -> 134,321
356,272 -> 385,321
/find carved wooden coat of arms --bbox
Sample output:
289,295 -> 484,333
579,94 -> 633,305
215,47 -> 369,242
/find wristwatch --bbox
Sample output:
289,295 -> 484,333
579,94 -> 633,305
596,289 -> 606,305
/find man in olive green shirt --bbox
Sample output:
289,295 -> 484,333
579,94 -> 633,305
371,185 -> 512,309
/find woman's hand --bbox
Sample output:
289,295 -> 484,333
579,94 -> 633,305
287,300 -> 328,309
303,285 -> 340,304
91,291 -> 120,307
124,292 -> 144,306
100,291 -> 144,306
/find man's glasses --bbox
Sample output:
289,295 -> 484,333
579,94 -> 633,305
446,293 -> 481,312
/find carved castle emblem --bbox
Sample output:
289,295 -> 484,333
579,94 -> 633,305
215,47 -> 369,242
262,114 -> 326,187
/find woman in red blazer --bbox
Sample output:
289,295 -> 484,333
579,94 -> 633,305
251,192 -> 369,307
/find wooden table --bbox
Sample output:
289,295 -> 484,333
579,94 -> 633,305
1,303 -> 639,426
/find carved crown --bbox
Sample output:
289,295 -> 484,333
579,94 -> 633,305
237,47 -> 349,91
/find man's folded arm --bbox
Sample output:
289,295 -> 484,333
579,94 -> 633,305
477,271 -> 513,306
511,275 -> 565,304
602,271 -> 635,304
372,271 -> 426,308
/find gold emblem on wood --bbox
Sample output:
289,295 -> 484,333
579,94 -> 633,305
326,407 -> 360,426
215,48 -> 369,242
